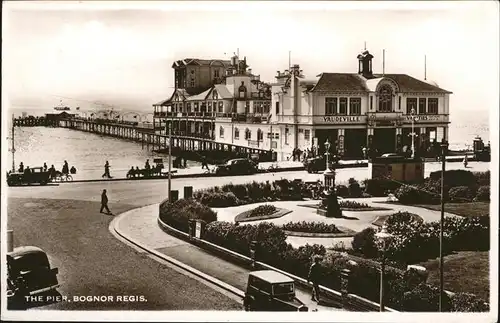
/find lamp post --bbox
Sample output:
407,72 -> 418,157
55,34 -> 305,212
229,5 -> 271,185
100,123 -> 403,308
166,108 -> 173,201
375,225 -> 393,312
409,108 -> 419,158
439,140 -> 449,311
324,139 -> 331,170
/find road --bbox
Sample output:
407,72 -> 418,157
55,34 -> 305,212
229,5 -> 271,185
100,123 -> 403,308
7,197 -> 242,310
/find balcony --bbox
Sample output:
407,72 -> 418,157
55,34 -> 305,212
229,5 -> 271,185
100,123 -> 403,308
215,113 -> 270,123
155,112 -> 216,119
367,111 -> 403,121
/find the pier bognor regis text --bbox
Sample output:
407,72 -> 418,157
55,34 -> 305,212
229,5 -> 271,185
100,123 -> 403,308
25,295 -> 148,303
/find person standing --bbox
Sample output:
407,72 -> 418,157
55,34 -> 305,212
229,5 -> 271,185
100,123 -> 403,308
308,255 -> 322,303
18,162 -> 24,173
43,162 -> 48,172
62,160 -> 69,175
100,189 -> 112,214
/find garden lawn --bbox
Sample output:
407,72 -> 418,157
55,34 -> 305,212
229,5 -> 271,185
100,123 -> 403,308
419,251 -> 490,301
415,202 -> 490,217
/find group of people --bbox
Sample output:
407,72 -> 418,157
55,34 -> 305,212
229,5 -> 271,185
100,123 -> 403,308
126,159 -> 165,178
17,161 -> 76,178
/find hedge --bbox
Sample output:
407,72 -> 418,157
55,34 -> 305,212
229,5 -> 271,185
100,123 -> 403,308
352,211 -> 489,264
160,210 -> 488,311
193,179 -> 308,207
364,179 -> 402,197
159,198 -> 217,233
448,186 -> 476,202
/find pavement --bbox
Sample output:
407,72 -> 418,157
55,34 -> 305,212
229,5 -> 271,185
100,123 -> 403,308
113,203 -> 344,312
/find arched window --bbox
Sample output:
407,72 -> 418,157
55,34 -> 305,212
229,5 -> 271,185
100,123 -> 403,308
234,127 -> 240,139
245,128 -> 251,140
257,129 -> 263,141
239,81 -> 247,99
378,85 -> 393,112
219,126 -> 224,138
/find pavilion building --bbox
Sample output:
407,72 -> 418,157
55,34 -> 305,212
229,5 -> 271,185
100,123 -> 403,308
152,49 -> 451,161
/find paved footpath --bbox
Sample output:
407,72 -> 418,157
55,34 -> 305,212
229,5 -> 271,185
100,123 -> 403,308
113,204 -> 344,312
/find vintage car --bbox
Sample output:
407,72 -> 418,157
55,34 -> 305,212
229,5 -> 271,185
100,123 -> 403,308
303,157 -> 326,173
215,158 -> 258,176
7,246 -> 60,309
243,270 -> 308,312
7,167 -> 51,186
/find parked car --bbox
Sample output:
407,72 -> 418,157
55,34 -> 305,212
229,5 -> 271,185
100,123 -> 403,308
7,167 -> 51,186
215,158 -> 258,175
243,270 -> 308,312
303,157 -> 326,173
7,246 -> 60,309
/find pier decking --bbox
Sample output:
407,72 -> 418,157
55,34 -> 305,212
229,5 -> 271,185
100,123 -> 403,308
13,115 -> 274,162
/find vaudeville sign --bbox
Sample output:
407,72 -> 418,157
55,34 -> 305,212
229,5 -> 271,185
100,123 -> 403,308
323,116 -> 361,123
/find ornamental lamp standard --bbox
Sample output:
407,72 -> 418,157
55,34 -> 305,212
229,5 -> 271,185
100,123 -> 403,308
375,225 -> 394,312
438,140 -> 449,312
324,139 -> 331,169
409,108 -> 419,158
323,139 -> 336,189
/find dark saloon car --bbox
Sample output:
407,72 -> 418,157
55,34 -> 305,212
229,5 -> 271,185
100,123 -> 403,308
303,157 -> 326,173
243,270 -> 308,312
7,246 -> 60,309
215,158 -> 258,176
7,167 -> 51,186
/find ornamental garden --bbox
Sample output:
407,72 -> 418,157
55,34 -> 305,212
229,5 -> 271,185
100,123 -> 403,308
159,169 -> 490,312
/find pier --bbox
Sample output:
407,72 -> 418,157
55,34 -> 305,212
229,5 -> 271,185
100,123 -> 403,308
13,115 -> 275,163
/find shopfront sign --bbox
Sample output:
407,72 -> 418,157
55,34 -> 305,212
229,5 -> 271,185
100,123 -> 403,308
404,115 -> 446,123
317,115 -> 366,124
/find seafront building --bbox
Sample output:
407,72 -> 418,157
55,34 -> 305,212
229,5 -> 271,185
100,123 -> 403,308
153,49 -> 452,161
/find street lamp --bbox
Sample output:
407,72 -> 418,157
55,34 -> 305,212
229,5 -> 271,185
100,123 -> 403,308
409,108 -> 419,158
375,225 -> 394,312
324,139 -> 331,170
166,107 -> 173,201
439,140 -> 449,311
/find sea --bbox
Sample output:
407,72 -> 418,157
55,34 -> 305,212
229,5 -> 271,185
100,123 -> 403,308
3,104 -> 490,178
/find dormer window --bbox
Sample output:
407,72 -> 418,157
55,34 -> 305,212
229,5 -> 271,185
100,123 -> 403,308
212,90 -> 218,100
238,81 -> 247,99
378,85 -> 393,112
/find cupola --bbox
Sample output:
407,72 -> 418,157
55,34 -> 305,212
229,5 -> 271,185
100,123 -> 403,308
357,50 -> 374,79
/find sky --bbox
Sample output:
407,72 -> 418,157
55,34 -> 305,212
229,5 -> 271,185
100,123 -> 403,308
2,1 -> 499,115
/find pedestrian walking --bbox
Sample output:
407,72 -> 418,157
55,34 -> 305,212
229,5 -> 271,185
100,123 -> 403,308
102,161 -> 112,178
201,155 -> 209,170
100,189 -> 112,214
308,255 -> 322,303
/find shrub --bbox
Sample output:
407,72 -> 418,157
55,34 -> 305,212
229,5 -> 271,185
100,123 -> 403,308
474,185 -> 490,202
195,190 -> 240,207
429,169 -> 477,188
159,199 -> 218,233
351,227 -> 379,258
364,179 -> 401,197
448,186 -> 475,202
450,292 -> 489,312
339,200 -> 370,209
249,204 -> 277,217
402,283 -> 451,312
394,184 -> 438,204
348,178 -> 363,198
282,221 -> 341,234
473,171 -> 490,186
335,185 -> 349,197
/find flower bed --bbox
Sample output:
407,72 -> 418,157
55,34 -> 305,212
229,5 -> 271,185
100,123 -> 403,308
298,200 -> 390,212
282,221 -> 341,233
235,205 -> 291,223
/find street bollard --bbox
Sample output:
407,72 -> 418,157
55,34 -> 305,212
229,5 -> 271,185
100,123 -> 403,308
188,219 -> 195,239
184,186 -> 193,199
340,268 -> 351,309
169,190 -> 179,202
249,240 -> 257,269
